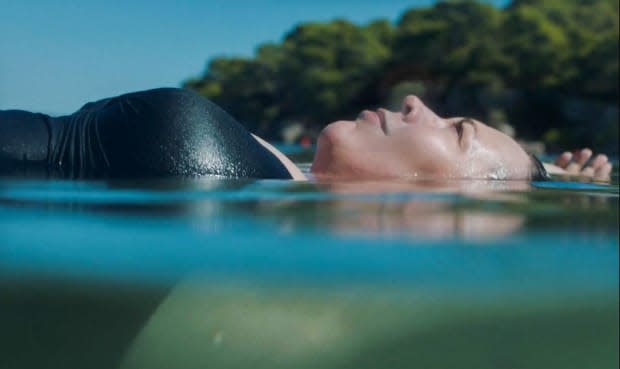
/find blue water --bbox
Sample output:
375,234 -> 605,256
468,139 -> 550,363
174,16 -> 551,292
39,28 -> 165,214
1,151 -> 618,369
1,175 -> 617,285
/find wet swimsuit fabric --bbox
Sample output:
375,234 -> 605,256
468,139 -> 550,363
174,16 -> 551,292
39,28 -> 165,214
0,88 -> 292,179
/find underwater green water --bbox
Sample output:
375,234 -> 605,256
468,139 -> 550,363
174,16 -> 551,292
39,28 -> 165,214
0,150 -> 618,369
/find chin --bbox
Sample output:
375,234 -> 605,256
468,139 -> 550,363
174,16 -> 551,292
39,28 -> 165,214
318,120 -> 355,145
310,130 -> 332,175
311,122 -> 351,176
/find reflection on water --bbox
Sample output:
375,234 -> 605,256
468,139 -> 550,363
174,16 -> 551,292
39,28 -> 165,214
1,177 -> 616,242
0,163 -> 618,369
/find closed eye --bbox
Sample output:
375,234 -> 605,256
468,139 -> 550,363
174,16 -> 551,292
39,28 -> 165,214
454,118 -> 475,144
455,120 -> 465,139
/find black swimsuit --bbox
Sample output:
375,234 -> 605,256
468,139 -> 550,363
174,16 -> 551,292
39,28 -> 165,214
0,88 -> 291,179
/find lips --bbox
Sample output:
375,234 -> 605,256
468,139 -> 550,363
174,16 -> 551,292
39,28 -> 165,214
358,109 -> 387,134
376,109 -> 389,134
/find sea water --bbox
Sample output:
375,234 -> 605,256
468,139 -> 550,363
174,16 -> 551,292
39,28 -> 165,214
1,148 -> 618,369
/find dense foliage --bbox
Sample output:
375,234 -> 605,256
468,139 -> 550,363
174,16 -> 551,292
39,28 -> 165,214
184,0 -> 619,153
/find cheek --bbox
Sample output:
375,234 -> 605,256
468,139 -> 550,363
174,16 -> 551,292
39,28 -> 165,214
313,122 -> 404,178
313,123 -> 460,179
394,132 -> 457,176
466,141 -> 530,180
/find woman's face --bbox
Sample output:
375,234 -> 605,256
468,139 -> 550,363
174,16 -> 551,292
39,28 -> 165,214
311,95 -> 532,180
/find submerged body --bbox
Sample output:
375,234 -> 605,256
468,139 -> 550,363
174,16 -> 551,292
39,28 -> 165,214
0,88 -> 292,179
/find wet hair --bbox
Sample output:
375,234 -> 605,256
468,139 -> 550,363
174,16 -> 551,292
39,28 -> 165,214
529,154 -> 551,181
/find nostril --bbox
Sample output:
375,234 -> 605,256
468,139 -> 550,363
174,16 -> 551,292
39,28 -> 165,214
402,95 -> 420,117
402,101 -> 414,116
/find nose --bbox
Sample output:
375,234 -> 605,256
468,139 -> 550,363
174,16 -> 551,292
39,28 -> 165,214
401,95 -> 422,118
400,94 -> 446,127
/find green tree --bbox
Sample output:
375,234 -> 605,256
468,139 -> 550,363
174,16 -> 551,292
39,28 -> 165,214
393,2 -> 503,85
182,0 -> 618,153
277,19 -> 391,123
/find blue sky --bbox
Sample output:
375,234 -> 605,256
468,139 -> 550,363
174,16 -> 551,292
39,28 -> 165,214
1,0 -> 508,114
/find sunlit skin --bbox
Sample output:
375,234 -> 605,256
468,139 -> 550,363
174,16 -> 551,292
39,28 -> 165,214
254,94 -> 613,181
311,95 -> 534,180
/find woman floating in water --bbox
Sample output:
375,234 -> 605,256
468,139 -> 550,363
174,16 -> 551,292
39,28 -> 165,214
0,88 -> 613,181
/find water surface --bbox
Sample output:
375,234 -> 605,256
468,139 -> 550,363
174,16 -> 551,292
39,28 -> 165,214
1,150 -> 618,369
